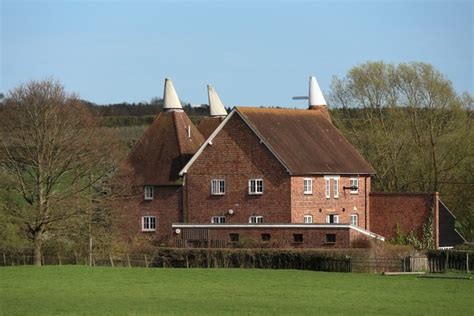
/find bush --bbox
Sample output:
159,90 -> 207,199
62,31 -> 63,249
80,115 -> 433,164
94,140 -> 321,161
151,248 -> 352,272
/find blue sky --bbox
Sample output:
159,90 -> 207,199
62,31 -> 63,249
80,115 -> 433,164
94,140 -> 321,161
1,0 -> 472,108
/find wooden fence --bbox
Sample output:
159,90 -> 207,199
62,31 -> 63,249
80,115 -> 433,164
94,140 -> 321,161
403,252 -> 472,273
351,257 -> 404,273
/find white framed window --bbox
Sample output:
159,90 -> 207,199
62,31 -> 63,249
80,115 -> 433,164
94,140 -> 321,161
325,178 -> 330,198
211,179 -> 226,195
211,216 -> 226,224
249,179 -> 264,195
324,176 -> 340,199
326,214 -> 339,224
349,178 -> 359,194
304,215 -> 313,223
350,214 -> 358,226
303,178 -> 313,194
249,216 -> 264,224
144,185 -> 154,200
142,216 -> 156,231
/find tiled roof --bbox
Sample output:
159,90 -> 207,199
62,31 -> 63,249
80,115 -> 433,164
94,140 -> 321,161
236,107 -> 375,175
128,111 -> 205,185
197,117 -> 225,139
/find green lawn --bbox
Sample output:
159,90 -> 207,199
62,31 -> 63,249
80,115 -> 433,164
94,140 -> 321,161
0,266 -> 472,315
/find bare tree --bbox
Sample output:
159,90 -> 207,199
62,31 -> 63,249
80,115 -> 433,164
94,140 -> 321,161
0,79 -> 120,265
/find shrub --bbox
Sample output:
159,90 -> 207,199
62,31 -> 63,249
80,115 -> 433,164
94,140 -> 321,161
151,248 -> 352,272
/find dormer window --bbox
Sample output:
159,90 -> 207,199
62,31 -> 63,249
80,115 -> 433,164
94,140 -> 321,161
249,179 -> 264,195
144,185 -> 154,200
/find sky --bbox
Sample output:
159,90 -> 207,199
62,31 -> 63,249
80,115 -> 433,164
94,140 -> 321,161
1,0 -> 472,108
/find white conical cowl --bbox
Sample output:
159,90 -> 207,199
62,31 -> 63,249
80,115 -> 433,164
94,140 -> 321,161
207,84 -> 227,117
309,76 -> 327,106
163,78 -> 183,111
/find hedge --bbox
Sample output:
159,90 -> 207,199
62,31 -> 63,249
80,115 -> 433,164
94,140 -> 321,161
151,248 -> 352,272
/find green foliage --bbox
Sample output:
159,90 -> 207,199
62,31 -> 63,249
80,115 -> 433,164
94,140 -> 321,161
391,225 -> 423,249
391,213 -> 434,250
331,61 -> 474,241
391,211 -> 436,250
1,267 -> 473,315
100,115 -> 155,127
422,211 -> 435,250
153,248 -> 351,271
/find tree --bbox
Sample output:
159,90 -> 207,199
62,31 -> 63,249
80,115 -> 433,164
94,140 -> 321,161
330,61 -> 474,240
0,79 -> 120,265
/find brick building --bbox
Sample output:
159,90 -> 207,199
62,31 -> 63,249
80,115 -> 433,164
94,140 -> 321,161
124,78 -> 205,243
370,192 -> 465,248
122,77 -> 465,249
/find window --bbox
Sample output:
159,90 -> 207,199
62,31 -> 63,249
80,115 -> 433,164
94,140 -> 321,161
261,233 -> 271,241
249,179 -> 264,195
211,179 -> 225,195
325,234 -> 336,243
325,178 -> 330,199
211,216 -> 226,224
326,214 -> 339,224
142,216 -> 156,232
249,216 -> 264,224
293,234 -> 304,243
229,233 -> 240,242
303,178 -> 313,194
349,178 -> 359,194
144,185 -> 154,200
350,214 -> 358,226
324,176 -> 340,199
304,215 -> 313,223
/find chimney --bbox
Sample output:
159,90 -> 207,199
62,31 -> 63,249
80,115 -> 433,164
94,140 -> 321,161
163,78 -> 183,112
207,84 -> 227,117
308,76 -> 331,122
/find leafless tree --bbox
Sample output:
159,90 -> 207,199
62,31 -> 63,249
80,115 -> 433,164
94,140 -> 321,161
0,79 -> 120,265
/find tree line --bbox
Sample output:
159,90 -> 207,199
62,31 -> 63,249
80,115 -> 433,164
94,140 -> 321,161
329,61 -> 473,242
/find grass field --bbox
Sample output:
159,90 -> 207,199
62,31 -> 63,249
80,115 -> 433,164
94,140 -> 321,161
0,266 -> 472,315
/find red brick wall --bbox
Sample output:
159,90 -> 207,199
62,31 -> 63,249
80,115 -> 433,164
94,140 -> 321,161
369,193 -> 436,241
117,186 -> 183,245
177,226 -> 352,248
185,114 -> 291,224
290,176 -> 371,229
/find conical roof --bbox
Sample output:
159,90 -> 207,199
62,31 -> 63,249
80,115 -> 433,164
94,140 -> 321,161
128,111 -> 205,185
128,78 -> 204,185
163,78 -> 183,111
208,84 -> 227,117
309,76 -> 327,106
